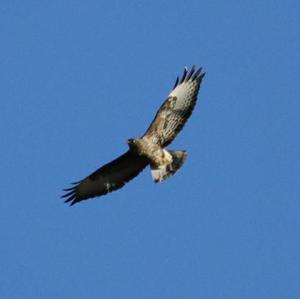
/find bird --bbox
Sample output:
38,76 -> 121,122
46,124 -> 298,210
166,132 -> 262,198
62,66 -> 205,205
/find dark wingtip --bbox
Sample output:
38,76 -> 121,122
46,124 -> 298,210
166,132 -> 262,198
180,67 -> 188,83
61,190 -> 75,198
71,180 -> 81,185
69,200 -> 78,206
64,193 -> 76,203
192,67 -> 205,83
62,181 -> 80,206
173,76 -> 179,89
174,66 -> 205,87
186,65 -> 196,81
199,72 -> 206,80
62,186 -> 76,192
191,67 -> 202,80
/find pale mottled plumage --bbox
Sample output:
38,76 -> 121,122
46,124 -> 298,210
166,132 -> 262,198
143,65 -> 204,146
62,66 -> 205,205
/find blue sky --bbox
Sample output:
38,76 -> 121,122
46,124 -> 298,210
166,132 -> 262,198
1,1 -> 299,298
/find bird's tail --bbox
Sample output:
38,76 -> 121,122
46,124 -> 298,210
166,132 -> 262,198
151,150 -> 187,183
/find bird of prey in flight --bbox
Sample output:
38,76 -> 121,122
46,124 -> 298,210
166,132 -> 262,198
62,66 -> 205,205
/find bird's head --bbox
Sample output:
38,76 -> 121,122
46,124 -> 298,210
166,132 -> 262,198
127,138 -> 135,145
127,138 -> 136,147
127,138 -> 140,151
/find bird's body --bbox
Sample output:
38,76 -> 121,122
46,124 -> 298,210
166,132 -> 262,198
127,137 -> 185,182
62,66 -> 205,205
128,138 -> 172,167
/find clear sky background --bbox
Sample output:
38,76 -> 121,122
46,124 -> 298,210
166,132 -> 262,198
1,1 -> 299,298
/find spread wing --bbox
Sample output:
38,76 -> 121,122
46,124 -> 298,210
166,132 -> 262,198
143,66 -> 205,147
62,151 -> 149,205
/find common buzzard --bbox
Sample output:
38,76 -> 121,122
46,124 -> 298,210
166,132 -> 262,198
62,66 -> 205,205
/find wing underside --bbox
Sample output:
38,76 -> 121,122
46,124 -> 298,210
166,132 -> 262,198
62,151 -> 149,205
143,66 -> 205,146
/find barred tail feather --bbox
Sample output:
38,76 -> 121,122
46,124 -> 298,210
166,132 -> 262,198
151,150 -> 187,183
